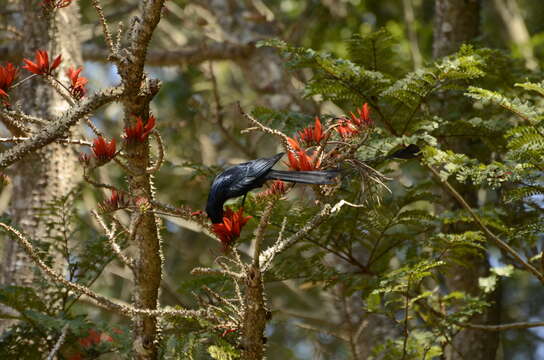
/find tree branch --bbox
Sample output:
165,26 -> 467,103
82,41 -> 255,66
427,165 -> 544,284
46,323 -> 69,360
0,222 -> 203,319
0,86 -> 123,169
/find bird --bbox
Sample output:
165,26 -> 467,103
206,153 -> 339,223
387,144 -> 421,159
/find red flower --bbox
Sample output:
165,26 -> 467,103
211,207 -> 252,248
98,190 -> 127,213
0,63 -> 18,99
297,117 -> 326,146
78,329 -> 101,348
23,50 -> 62,76
350,103 -> 372,127
123,116 -> 156,144
258,180 -> 287,199
286,137 -> 321,171
78,329 -> 113,349
335,117 -> 359,139
92,136 -> 116,163
41,0 -> 72,9
335,103 -> 372,139
67,67 -> 88,100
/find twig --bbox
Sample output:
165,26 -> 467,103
428,165 -> 544,284
238,103 -> 293,153
0,111 -> 31,135
91,210 -> 135,271
46,323 -> 69,360
115,21 -> 124,53
401,275 -> 411,360
146,131 -> 165,173
462,320 -> 544,331
209,62 -> 254,158
84,116 -> 105,137
91,0 -> 116,55
260,204 -> 333,272
419,296 -> 544,331
0,86 -> 124,169
45,75 -> 76,105
83,168 -> 118,191
252,200 -> 275,268
0,222 -> 203,319
0,108 -> 48,126
0,136 -> 91,146
191,267 -> 243,279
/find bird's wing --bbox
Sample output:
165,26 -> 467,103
227,153 -> 284,193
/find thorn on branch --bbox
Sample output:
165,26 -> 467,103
0,222 -> 204,319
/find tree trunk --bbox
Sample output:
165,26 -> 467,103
491,0 -> 539,70
433,0 -> 480,58
1,0 -> 81,330
433,1 -> 500,360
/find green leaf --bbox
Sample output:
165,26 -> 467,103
478,274 -> 497,293
366,292 -> 381,312
208,344 -> 240,360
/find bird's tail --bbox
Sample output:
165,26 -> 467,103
266,169 -> 339,185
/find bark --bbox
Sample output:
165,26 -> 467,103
115,1 -> 166,358
444,254 -> 501,360
122,93 -> 163,360
433,1 -> 500,359
402,0 -> 423,69
1,0 -> 82,330
491,0 -> 539,70
241,265 -> 268,360
433,0 -> 480,58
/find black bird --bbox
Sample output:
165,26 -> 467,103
206,153 -> 339,223
388,144 -> 421,159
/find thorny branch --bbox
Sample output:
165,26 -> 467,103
238,104 -> 294,153
260,204 -> 332,272
82,42 -> 254,66
0,222 -> 203,319
252,200 -> 275,267
91,210 -> 135,271
146,131 -> 165,173
0,136 -> 91,146
46,324 -> 69,360
0,86 -> 124,169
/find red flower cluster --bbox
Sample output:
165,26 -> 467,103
124,116 -> 156,144
41,0 -> 73,9
67,67 -> 88,100
286,137 -> 321,171
211,207 -> 252,248
92,136 -> 116,163
98,190 -> 127,213
258,180 -> 287,198
23,50 -> 62,76
78,329 -> 113,348
335,103 -> 373,138
0,63 -> 18,99
297,117 -> 326,146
